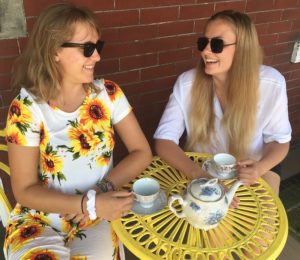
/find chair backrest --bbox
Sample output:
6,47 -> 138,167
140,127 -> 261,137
0,128 -> 12,227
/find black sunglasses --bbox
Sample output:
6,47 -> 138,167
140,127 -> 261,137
61,40 -> 104,57
197,37 -> 236,53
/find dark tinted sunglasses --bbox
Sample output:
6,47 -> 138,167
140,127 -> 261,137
197,37 -> 236,53
61,40 -> 104,57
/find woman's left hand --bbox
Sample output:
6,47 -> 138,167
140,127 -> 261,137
237,159 -> 262,186
61,213 -> 89,225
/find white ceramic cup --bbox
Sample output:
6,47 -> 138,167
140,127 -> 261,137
213,153 -> 237,175
132,177 -> 160,208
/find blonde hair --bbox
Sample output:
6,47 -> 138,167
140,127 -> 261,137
186,10 -> 263,159
12,2 -> 101,102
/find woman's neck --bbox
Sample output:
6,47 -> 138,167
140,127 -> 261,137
212,74 -> 228,90
51,84 -> 87,112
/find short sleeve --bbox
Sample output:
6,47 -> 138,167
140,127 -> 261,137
103,80 -> 132,125
5,89 -> 41,146
261,70 -> 292,144
153,74 -> 188,144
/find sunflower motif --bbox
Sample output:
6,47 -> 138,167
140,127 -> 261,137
111,227 -> 120,260
6,124 -> 26,145
9,224 -> 44,252
68,122 -> 99,159
39,122 -> 49,150
79,98 -> 110,131
104,80 -> 123,102
71,255 -> 87,260
7,96 -> 32,134
96,151 -> 112,166
111,228 -> 119,248
104,128 -> 115,150
65,226 -> 87,245
61,217 -> 77,234
39,173 -> 49,186
12,204 -> 23,215
4,223 -> 15,250
24,212 -> 50,227
40,144 -> 65,184
79,218 -> 101,229
19,224 -> 42,240
21,248 -> 59,260
4,218 -> 25,250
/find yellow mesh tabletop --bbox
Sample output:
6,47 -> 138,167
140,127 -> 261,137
112,153 -> 288,260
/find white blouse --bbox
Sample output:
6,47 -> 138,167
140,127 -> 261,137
154,65 -> 292,160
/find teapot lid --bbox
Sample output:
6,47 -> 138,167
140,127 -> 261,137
189,178 -> 223,202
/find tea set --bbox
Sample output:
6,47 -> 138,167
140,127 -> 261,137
202,153 -> 237,180
132,177 -> 167,215
168,178 -> 242,230
131,153 -> 241,230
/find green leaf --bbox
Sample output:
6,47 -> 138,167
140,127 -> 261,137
95,131 -> 104,141
46,143 -> 53,154
73,152 -> 80,160
67,119 -> 79,128
57,145 -> 73,153
57,172 -> 67,182
16,122 -> 28,134
23,96 -> 33,106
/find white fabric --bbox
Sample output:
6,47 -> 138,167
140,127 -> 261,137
5,79 -> 131,259
154,65 -> 292,160
86,189 -> 97,220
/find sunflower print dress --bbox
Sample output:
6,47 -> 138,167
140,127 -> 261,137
4,79 -> 131,260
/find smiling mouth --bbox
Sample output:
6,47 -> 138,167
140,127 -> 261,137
205,58 -> 218,65
83,65 -> 94,71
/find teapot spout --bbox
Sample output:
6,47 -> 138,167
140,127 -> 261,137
226,180 -> 243,205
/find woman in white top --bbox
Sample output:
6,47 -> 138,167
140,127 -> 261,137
154,10 -> 291,195
4,3 -> 152,259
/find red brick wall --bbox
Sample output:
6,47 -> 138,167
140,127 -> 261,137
0,0 -> 300,160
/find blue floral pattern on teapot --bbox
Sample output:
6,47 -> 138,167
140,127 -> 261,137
168,178 -> 242,230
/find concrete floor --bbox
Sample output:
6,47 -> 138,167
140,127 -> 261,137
278,235 -> 300,260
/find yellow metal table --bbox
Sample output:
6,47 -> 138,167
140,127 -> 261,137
112,153 -> 288,259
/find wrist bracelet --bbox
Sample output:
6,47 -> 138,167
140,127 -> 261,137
96,177 -> 116,193
86,189 -> 97,220
81,194 -> 86,214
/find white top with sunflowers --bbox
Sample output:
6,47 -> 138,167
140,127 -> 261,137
5,79 -> 131,231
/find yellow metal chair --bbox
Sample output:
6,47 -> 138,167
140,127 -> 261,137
0,128 -> 12,228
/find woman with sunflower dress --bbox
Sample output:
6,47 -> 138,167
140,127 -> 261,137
4,3 -> 152,260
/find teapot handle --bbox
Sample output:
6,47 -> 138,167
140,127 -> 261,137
168,195 -> 186,218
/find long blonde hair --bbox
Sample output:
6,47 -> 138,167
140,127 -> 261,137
12,2 -> 101,102
186,10 -> 263,159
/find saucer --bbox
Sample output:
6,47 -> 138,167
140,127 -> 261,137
131,190 -> 167,216
202,160 -> 237,180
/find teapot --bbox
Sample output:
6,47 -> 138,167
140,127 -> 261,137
168,178 -> 242,230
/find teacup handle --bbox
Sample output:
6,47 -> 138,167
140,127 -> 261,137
168,195 -> 186,218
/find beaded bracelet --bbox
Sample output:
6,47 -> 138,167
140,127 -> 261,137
86,189 -> 97,220
96,177 -> 116,193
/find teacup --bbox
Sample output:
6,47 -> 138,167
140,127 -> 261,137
132,177 -> 160,208
213,153 -> 237,175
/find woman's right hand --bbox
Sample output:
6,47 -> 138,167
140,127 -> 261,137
95,190 -> 134,221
